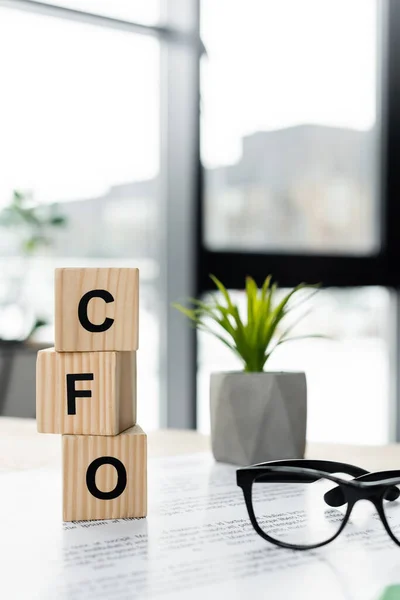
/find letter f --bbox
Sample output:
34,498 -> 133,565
66,373 -> 94,415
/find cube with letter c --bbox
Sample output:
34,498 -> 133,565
36,348 -> 136,435
55,267 -> 139,352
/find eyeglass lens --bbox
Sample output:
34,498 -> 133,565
252,475 -> 348,548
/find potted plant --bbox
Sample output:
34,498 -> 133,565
174,275 -> 321,466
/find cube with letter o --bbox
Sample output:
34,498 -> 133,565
63,425 -> 147,521
55,267 -> 139,352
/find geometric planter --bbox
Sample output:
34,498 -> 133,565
210,371 -> 307,466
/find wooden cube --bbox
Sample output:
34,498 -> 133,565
36,348 -> 136,435
55,267 -> 139,352
63,425 -> 147,521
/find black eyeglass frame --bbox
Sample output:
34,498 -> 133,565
236,459 -> 400,550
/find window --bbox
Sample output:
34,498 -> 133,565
201,0 -> 380,255
198,0 -> 400,442
4,0 -> 400,440
0,5 -> 161,428
0,0 -> 200,428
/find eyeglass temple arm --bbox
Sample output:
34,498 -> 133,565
324,470 -> 400,507
250,459 -> 368,484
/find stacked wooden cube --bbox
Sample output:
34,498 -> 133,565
36,268 -> 147,522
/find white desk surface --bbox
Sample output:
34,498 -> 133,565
1,416 -> 400,472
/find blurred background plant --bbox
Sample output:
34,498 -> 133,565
0,190 -> 67,255
0,190 -> 67,341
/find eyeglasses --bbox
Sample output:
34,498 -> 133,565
237,459 -> 400,550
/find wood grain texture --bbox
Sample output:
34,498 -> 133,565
36,348 -> 136,435
63,425 -> 147,521
55,268 -> 139,352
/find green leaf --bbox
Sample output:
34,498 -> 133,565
261,275 -> 272,301
209,274 -> 234,309
26,317 -> 48,340
173,275 -> 325,372
277,307 -> 313,343
278,334 -> 328,345
13,190 -> 25,204
288,284 -> 321,312
269,334 -> 328,358
49,215 -> 67,226
187,298 -> 236,338
22,235 -> 50,254
196,324 -> 240,357
246,276 -> 257,326
172,304 -> 198,322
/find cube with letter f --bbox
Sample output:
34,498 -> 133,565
36,348 -> 136,435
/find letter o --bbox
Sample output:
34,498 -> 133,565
86,456 -> 127,500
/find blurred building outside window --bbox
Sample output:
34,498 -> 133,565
201,0 -> 379,255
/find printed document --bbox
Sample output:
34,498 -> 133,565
1,453 -> 400,599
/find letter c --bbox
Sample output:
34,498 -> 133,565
78,289 -> 114,332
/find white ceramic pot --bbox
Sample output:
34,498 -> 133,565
210,371 -> 307,466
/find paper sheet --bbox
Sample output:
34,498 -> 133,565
1,453 -> 400,600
